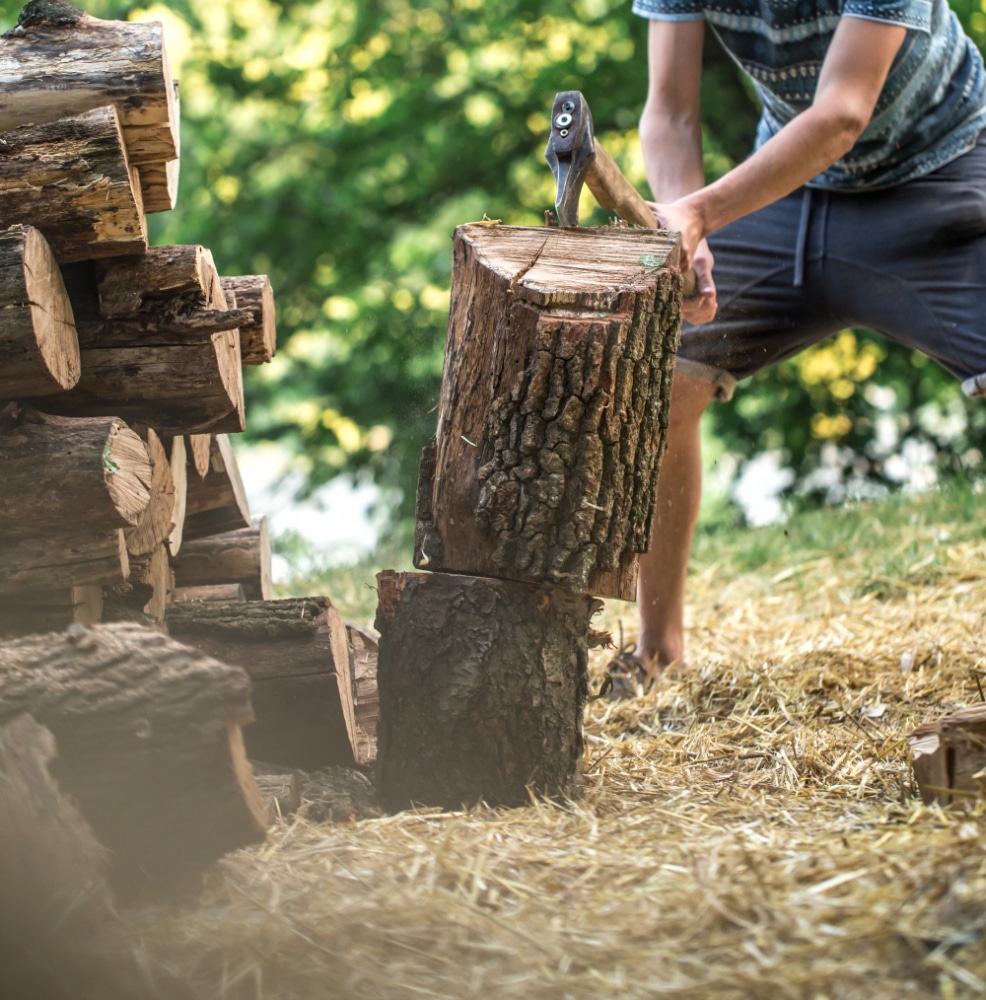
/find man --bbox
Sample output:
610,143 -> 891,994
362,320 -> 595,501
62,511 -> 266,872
618,0 -> 986,687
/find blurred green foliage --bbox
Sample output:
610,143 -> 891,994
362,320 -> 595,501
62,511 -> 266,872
2,0 -> 984,531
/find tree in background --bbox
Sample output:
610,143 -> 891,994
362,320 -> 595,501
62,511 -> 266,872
1,0 -> 983,538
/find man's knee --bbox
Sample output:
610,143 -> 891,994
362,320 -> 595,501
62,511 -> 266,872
669,372 -> 719,428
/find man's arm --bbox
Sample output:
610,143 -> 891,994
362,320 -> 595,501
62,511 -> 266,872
655,15 -> 907,272
639,19 -> 716,322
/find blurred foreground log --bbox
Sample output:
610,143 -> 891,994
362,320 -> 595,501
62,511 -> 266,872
166,598 -> 357,770
0,622 -> 268,892
374,570 -> 593,811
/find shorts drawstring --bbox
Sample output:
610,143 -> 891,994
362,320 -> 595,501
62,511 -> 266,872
793,187 -> 811,288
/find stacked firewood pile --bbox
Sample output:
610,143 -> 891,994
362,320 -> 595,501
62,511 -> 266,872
0,9 -> 378,988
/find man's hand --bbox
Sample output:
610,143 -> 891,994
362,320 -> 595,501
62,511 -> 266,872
684,239 -> 716,324
647,199 -> 717,323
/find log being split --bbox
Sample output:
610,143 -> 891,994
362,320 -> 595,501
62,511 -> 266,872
415,224 -> 682,601
183,433 -> 252,539
0,622 -> 268,891
40,251 -> 245,434
0,0 -> 176,134
172,518 -> 273,601
908,705 -> 986,806
0,225 -> 79,398
374,570 -> 596,812
0,107 -> 146,263
0,407 -> 151,538
166,598 -> 357,770
221,275 -> 277,365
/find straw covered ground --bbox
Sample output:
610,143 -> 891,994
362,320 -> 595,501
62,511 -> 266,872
124,489 -> 986,999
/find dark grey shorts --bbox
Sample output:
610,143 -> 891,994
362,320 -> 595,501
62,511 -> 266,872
680,135 -> 986,400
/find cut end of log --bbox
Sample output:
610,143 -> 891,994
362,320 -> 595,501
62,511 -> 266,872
0,225 -> 80,397
221,274 -> 276,365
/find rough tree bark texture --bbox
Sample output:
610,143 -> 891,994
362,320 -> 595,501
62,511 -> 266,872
0,0 -> 175,133
172,518 -> 273,600
374,570 -> 595,812
166,598 -> 357,770
415,224 -> 682,601
0,407 -> 151,538
0,225 -> 80,397
0,622 -> 268,891
221,275 -> 277,364
0,106 -> 146,262
39,253 -> 245,435
0,528 -> 128,595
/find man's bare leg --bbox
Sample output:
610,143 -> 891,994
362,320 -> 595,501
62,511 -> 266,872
636,373 -> 717,673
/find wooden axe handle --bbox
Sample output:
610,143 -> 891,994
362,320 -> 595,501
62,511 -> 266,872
587,139 -> 698,298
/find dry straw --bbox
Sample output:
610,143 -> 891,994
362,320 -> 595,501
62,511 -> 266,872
122,523 -> 986,999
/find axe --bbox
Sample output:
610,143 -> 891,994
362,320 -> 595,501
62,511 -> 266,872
544,90 -> 697,298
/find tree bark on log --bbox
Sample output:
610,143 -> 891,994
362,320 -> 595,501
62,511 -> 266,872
0,528 -> 128,595
173,583 -> 246,603
0,714 -> 117,1000
166,598 -> 357,770
0,225 -> 80,397
0,622 -> 268,892
415,224 -> 682,601
37,255 -> 245,435
374,570 -> 594,812
0,107 -> 147,263
221,275 -> 277,365
172,518 -> 273,600
0,0 -> 176,133
182,433 -> 252,539
0,407 -> 151,538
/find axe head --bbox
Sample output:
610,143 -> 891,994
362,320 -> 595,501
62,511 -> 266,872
544,90 -> 596,227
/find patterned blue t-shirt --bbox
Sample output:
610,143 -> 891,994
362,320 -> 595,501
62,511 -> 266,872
632,0 -> 986,188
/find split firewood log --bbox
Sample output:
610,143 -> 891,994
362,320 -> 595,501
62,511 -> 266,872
0,529 -> 129,596
0,406 -> 151,539
166,598 -> 357,770
221,275 -> 277,365
37,251 -> 245,435
172,518 -> 273,601
0,0 -> 178,142
183,433 -> 252,539
0,107 -> 146,263
0,225 -> 79,398
0,622 -> 268,892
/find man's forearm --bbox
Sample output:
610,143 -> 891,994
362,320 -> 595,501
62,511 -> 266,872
640,108 -> 705,203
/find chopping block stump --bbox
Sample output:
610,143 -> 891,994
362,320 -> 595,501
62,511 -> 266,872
375,570 -> 598,812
